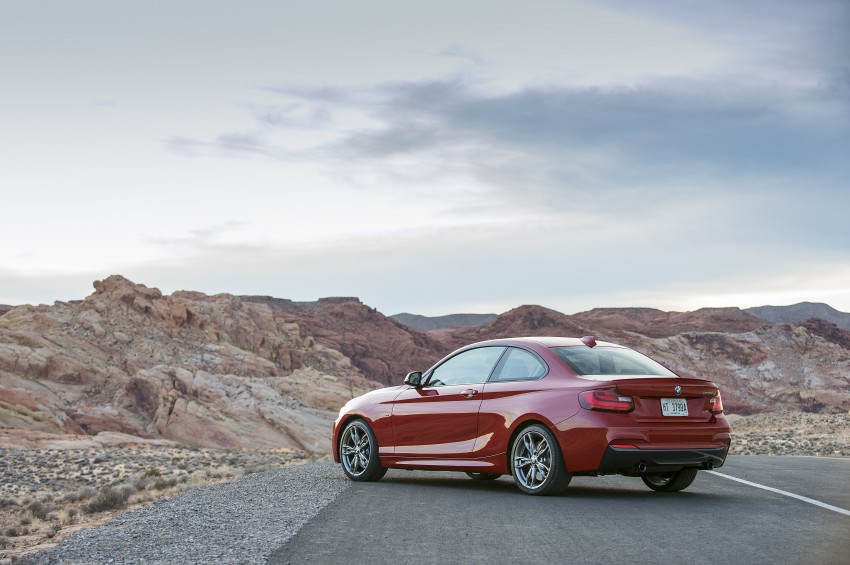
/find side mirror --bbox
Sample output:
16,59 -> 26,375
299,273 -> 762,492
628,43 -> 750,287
404,371 -> 423,387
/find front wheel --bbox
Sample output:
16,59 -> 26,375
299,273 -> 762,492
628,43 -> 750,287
641,468 -> 698,492
510,424 -> 571,495
466,472 -> 501,481
339,419 -> 387,482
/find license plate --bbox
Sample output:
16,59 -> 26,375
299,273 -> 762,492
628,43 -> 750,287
661,398 -> 688,416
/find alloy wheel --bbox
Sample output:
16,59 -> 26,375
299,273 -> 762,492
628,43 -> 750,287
340,422 -> 372,477
513,430 -> 552,490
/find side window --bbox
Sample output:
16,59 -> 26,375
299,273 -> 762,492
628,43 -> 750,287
491,348 -> 547,381
427,347 -> 506,387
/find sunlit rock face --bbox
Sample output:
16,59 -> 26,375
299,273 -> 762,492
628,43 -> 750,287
2,276 -> 848,453
0,275 -> 378,452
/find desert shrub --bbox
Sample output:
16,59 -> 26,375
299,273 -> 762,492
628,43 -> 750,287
5,526 -> 25,537
46,523 -> 61,538
67,508 -> 78,518
0,535 -> 6,548
0,497 -> 17,508
83,486 -> 131,514
153,478 -> 177,491
27,501 -> 48,520
143,468 -> 161,478
19,515 -> 32,526
62,486 -> 97,503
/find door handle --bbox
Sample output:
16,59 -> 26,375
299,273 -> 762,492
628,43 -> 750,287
461,389 -> 479,398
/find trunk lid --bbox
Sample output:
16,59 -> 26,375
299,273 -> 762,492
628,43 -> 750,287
613,377 -> 719,423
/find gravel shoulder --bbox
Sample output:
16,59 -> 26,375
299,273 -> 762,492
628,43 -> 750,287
18,462 -> 349,565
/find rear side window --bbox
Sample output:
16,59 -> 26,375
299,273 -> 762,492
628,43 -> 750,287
427,346 -> 506,387
490,348 -> 547,381
553,346 -> 675,377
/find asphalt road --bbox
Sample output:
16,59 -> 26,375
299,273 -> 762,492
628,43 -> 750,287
269,455 -> 850,564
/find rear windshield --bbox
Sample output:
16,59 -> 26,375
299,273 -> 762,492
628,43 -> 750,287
552,346 -> 676,377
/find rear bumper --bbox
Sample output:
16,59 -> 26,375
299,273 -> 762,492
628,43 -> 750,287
597,446 -> 728,474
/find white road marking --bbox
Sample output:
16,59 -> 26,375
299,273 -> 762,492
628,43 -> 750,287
707,470 -> 850,517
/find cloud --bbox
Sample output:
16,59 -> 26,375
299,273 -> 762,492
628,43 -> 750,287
164,66 -> 850,255
601,0 -> 850,80
163,130 -> 283,159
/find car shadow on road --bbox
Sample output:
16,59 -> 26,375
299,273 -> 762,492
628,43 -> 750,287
370,472 -> 719,501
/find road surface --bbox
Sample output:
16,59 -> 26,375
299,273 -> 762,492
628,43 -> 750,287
269,455 -> 850,564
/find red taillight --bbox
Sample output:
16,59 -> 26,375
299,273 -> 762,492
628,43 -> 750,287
708,391 -> 724,414
579,388 -> 635,413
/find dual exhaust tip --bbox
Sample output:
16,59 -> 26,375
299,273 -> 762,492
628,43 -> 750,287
636,460 -> 714,473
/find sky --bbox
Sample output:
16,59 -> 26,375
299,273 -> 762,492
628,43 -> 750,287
1,0 -> 849,316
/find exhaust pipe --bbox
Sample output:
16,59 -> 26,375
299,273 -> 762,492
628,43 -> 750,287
704,460 -> 714,470
637,461 -> 647,473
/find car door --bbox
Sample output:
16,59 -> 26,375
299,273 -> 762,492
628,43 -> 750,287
473,347 -> 550,458
391,346 -> 506,458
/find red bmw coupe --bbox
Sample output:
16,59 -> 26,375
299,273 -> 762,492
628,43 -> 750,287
332,336 -> 731,495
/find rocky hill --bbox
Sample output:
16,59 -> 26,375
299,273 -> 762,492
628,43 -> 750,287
3,276 -> 849,455
0,305 -> 12,317
242,296 -> 449,385
572,307 -> 765,338
746,302 -> 850,330
442,305 -> 850,414
0,276 -> 379,452
390,312 -> 498,331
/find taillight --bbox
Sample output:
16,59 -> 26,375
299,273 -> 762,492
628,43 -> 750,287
579,388 -> 635,413
708,391 -> 724,414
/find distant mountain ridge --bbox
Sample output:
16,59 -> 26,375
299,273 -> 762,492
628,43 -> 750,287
438,304 -> 850,414
746,302 -> 850,330
2,277 -> 849,454
391,312 -> 498,331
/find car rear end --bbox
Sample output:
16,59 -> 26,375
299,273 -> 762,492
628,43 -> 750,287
550,344 -> 731,475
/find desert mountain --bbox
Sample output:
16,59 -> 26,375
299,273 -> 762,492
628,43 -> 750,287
746,302 -> 850,331
240,296 -> 449,385
441,305 -> 850,414
391,312 -> 498,331
0,305 -> 12,317
0,276 -> 379,452
2,276 -> 849,454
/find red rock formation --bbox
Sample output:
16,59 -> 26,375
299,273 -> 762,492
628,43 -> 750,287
0,276 -> 380,451
800,318 -> 850,350
3,276 -> 849,453
440,306 -> 850,415
245,296 -> 449,385
571,307 -> 765,338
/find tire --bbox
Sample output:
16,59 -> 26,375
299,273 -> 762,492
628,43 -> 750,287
466,472 -> 502,481
641,468 -> 698,492
510,424 -> 571,495
339,419 -> 387,482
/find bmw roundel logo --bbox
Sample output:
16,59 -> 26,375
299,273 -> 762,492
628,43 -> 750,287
674,385 -> 682,395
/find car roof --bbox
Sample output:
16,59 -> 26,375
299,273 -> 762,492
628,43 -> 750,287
468,336 -> 624,348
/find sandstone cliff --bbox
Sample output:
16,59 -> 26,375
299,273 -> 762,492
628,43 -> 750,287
3,277 -> 849,453
0,276 -> 378,451
243,296 -> 450,385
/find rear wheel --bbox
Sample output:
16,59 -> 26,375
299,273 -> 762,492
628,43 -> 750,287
641,468 -> 698,492
339,419 -> 387,482
466,472 -> 501,481
510,424 -> 571,496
